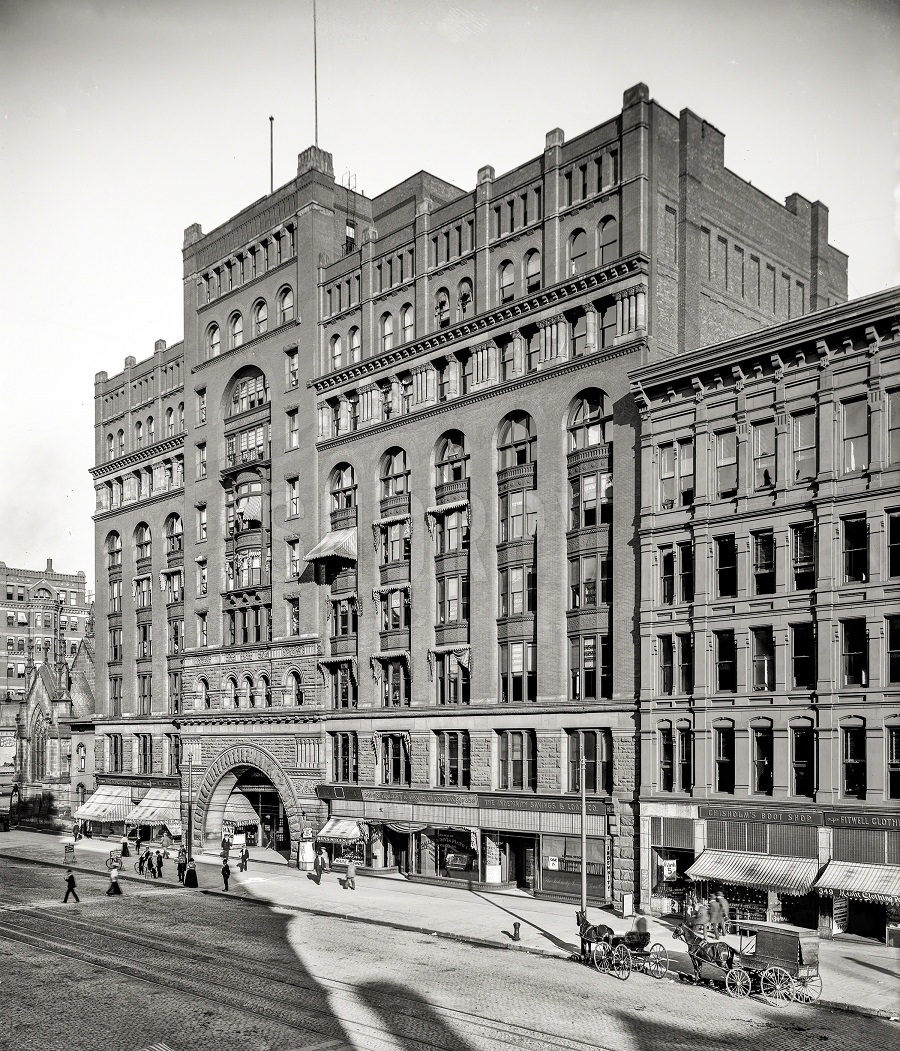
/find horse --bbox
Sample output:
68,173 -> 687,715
575,909 -> 615,963
673,923 -> 735,981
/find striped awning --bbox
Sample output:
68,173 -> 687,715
125,788 -> 182,835
223,791 -> 259,829
304,528 -> 357,563
316,817 -> 364,844
814,861 -> 900,904
686,850 -> 820,895
425,499 -> 469,516
73,784 -> 133,822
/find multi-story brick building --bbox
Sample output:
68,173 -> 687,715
88,83 -> 848,902
632,287 -> 900,938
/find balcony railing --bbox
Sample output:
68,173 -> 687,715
226,445 -> 269,468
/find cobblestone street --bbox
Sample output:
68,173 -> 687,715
0,855 -> 894,1051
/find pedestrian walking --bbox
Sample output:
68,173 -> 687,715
62,869 -> 80,903
184,860 -> 198,888
106,864 -> 122,896
238,845 -> 250,873
708,895 -> 724,937
314,847 -> 330,885
221,859 -> 231,891
716,892 -> 730,935
120,833 -> 131,859
155,850 -> 164,879
693,899 -> 709,936
344,860 -> 356,891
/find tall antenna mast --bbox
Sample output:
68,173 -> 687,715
269,116 -> 274,193
313,0 -> 319,147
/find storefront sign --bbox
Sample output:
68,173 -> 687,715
478,794 -> 608,815
546,856 -> 559,870
661,859 -> 678,881
824,812 -> 900,830
95,774 -> 179,789
699,805 -> 822,825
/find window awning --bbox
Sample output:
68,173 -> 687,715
425,499 -> 469,516
686,850 -> 820,895
316,817 -> 364,844
814,861 -> 900,904
304,528 -> 357,563
223,791 -> 260,829
124,788 -> 182,835
73,784 -> 133,822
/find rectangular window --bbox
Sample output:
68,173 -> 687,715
715,727 -> 735,794
888,726 -> 900,800
379,589 -> 409,632
197,562 -> 208,598
332,733 -> 358,783
753,420 -> 776,489
658,441 -> 694,508
678,729 -> 693,793
752,627 -> 775,691
677,633 -> 694,694
437,575 -> 468,625
137,673 -> 152,715
286,348 -> 299,388
382,734 -> 410,786
286,477 -> 300,518
889,390 -> 900,465
567,729 -> 612,795
678,543 -> 695,602
843,515 -> 868,583
109,677 -> 122,718
500,488 -> 538,541
753,726 -> 774,795
196,388 -> 207,426
659,728 -> 674,792
197,611 -> 208,648
659,635 -> 674,695
499,730 -> 536,791
568,470 -> 612,529
716,430 -> 738,497
330,663 -> 357,709
108,627 -> 123,661
843,399 -> 869,473
716,535 -> 737,597
500,641 -> 537,704
715,630 -> 737,692
888,617 -> 900,684
752,530 -> 775,595
286,409 -> 299,449
890,512 -> 900,578
569,634 -> 611,701
437,730 -> 470,788
660,546 -> 675,605
197,505 -> 207,542
435,653 -> 470,706
498,565 -> 535,617
136,623 -> 152,659
793,412 -> 816,482
793,728 -> 815,798
109,734 -> 123,773
286,597 -> 300,636
791,623 -> 816,690
380,659 -> 411,708
196,443 -> 207,479
843,727 -> 866,799
792,523 -> 816,590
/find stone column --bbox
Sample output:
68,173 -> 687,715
584,304 -> 597,355
512,331 -> 525,376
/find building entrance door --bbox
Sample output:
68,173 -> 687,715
384,827 -> 410,873
500,834 -> 536,889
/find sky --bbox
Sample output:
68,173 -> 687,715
1,0 -> 898,588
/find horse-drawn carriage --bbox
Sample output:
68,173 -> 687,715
577,910 -> 669,980
674,920 -> 821,1006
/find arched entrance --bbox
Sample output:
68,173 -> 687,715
194,744 -> 300,862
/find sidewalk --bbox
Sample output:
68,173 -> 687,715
2,829 -> 897,1019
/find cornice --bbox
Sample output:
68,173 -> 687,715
92,485 -> 185,521
310,253 -> 650,395
191,319 -> 301,375
91,434 -> 186,479
316,337 -> 647,450
175,710 -> 325,727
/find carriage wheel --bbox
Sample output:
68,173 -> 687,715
613,944 -> 632,980
792,975 -> 822,1004
592,941 -> 613,973
646,943 -> 669,979
725,967 -> 751,998
760,967 -> 793,1006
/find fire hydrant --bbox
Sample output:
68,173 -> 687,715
512,922 -> 521,942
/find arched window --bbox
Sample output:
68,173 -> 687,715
381,448 -> 408,498
244,675 -> 255,708
224,677 -> 237,709
252,300 -> 268,337
229,312 -> 244,349
178,402 -> 184,431
165,514 -> 183,554
278,287 -> 294,324
568,391 -> 609,450
106,531 -> 122,569
498,261 -> 515,303
434,289 -> 450,330
457,279 -> 473,320
569,229 -> 587,275
165,407 -> 174,436
599,217 -> 618,265
106,434 -> 114,460
228,368 -> 267,416
117,429 -> 125,456
146,417 -> 154,444
400,304 -> 414,343
207,323 -> 221,359
330,334 -> 343,370
380,312 -> 393,352
135,524 -> 152,561
197,678 -> 209,710
349,326 -> 361,363
498,412 -> 535,468
259,674 -> 272,707
286,670 -> 302,706
135,420 -> 143,448
525,249 -> 541,293
331,463 -> 357,510
435,431 -> 467,484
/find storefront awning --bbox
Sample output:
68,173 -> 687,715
73,784 -> 133,822
686,850 -> 820,895
316,817 -> 363,844
125,788 -> 182,835
223,791 -> 260,829
304,528 -> 357,563
814,861 -> 900,904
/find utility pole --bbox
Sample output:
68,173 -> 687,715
186,751 -> 194,863
581,751 -> 587,917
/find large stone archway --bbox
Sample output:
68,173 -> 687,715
192,744 -> 301,861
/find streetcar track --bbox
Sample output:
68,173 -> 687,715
0,912 -> 610,1051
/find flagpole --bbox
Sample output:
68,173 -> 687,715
313,0 -> 319,148
269,116 -> 274,194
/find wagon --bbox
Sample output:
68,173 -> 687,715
722,921 -> 821,1005
577,911 -> 668,981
